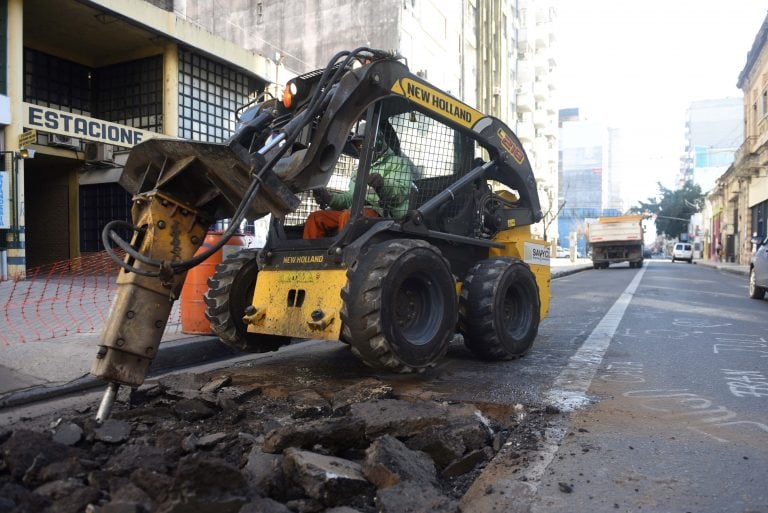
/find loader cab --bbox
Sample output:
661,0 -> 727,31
268,97 -> 486,248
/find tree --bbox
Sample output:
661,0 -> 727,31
630,181 -> 703,239
539,186 -> 566,242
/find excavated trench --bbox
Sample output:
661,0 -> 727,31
0,343 -> 559,513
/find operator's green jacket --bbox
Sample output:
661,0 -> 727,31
328,148 -> 414,219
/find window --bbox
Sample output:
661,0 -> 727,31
94,56 -> 163,132
178,49 -> 261,142
753,200 -> 767,240
24,48 -> 92,115
763,90 -> 767,118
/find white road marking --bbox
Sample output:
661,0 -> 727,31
546,262 -> 647,410
526,262 -> 648,483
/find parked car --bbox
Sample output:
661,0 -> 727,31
556,246 -> 569,258
671,242 -> 693,263
749,235 -> 768,299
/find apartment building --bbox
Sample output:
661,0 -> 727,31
706,13 -> 768,264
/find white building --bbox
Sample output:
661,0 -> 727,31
681,97 -> 743,194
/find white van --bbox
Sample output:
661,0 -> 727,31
672,242 -> 693,263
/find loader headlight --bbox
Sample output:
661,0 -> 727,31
283,81 -> 298,109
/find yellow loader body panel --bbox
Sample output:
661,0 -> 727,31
490,227 -> 551,321
246,269 -> 348,341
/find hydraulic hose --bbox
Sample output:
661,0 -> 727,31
103,48 -> 398,277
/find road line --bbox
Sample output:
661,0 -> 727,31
525,262 -> 648,483
545,262 -> 647,411
460,264 -> 650,512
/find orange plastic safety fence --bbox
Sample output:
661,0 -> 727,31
0,251 -> 182,346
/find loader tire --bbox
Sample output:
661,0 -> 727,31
341,239 -> 457,373
459,257 -> 540,360
204,249 -> 291,353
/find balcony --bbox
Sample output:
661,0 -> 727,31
541,123 -> 557,138
516,91 -> 534,112
517,29 -> 530,52
534,29 -> 547,49
516,123 -> 535,145
534,52 -> 548,73
533,81 -> 548,100
516,61 -> 533,83
734,136 -> 758,166
533,109 -> 547,128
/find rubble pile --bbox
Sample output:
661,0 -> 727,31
0,374 -> 540,513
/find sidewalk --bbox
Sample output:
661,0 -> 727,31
694,258 -> 750,276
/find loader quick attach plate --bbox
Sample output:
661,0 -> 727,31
246,269 -> 348,341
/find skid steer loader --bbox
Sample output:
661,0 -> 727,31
91,48 -> 551,420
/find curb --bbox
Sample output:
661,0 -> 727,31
0,336 -> 237,410
696,261 -> 749,277
551,265 -> 592,279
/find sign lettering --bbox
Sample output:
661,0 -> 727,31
392,78 -> 483,130
23,102 -> 158,148
524,241 -> 550,266
283,255 -> 324,264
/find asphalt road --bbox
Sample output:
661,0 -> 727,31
525,260 -> 768,513
2,259 -> 765,512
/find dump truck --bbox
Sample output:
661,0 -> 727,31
587,215 -> 644,269
90,48 -> 551,420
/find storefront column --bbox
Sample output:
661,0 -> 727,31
163,43 -> 179,138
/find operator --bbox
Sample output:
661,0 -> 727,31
303,123 -> 414,239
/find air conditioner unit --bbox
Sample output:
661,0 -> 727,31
84,142 -> 114,162
50,134 -> 79,149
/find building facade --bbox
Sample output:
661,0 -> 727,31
514,0 -> 558,241
0,0 -> 276,278
706,13 -> 768,264
681,98 -> 742,195
176,0 -> 560,240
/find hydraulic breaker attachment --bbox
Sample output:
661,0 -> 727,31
91,191 -> 209,420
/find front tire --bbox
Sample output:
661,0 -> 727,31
341,239 -> 457,372
459,258 -> 540,360
204,249 -> 291,353
749,268 -> 766,299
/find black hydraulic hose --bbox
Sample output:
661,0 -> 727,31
103,48 -> 393,277
167,48 -> 378,272
101,220 -> 164,277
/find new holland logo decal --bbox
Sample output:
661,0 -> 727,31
391,78 -> 483,130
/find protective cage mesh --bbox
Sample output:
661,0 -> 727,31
284,107 -> 479,228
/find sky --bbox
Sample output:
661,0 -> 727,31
553,0 -> 767,210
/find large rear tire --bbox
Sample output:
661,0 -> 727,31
204,249 -> 291,353
459,257 -> 540,360
749,268 -> 766,299
340,239 -> 457,373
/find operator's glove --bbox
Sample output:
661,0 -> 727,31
313,187 -> 332,209
367,172 -> 385,191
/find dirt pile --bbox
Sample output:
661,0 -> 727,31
0,374 -> 550,513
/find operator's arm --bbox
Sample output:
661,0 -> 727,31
370,152 -> 413,218
327,176 -> 356,210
